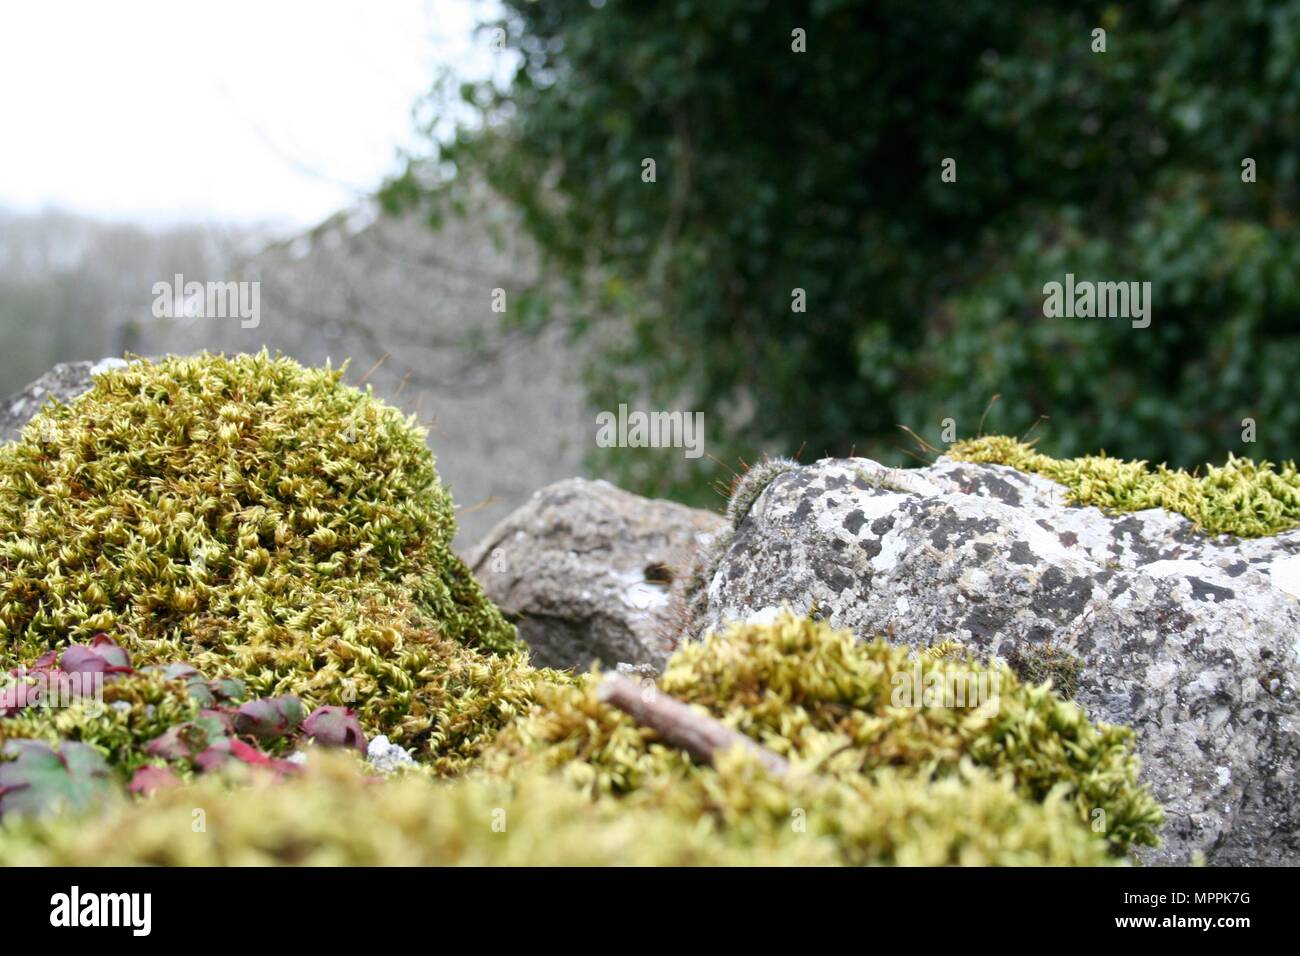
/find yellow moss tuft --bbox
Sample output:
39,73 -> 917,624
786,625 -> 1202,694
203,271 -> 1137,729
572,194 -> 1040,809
949,435 -> 1300,537
0,352 -> 547,769
0,748 -> 1117,866
482,613 -> 1163,856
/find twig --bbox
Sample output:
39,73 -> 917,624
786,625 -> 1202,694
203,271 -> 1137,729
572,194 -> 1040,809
597,674 -> 789,778
977,393 -> 1001,436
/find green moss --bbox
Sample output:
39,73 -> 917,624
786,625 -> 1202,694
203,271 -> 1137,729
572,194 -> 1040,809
1005,642 -> 1084,700
0,750 -> 1122,866
949,435 -> 1300,537
482,613 -> 1163,857
857,467 -> 913,494
0,352 -> 547,770
726,457 -> 801,529
922,638 -> 966,662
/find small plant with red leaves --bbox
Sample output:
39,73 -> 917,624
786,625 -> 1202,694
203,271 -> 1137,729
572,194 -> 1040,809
1,634 -> 370,820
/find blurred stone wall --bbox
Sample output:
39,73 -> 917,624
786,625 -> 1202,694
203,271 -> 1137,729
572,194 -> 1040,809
141,200 -> 590,550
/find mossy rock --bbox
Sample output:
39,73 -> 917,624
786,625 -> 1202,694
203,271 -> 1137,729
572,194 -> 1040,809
949,435 -> 1300,537
0,352 -> 545,769
0,613 -> 1159,865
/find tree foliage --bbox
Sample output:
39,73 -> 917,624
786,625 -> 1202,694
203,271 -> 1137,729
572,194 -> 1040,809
385,0 -> 1300,503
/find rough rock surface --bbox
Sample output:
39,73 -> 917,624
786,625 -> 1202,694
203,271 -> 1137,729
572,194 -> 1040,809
366,735 -> 418,774
469,477 -> 726,671
690,456 -> 1300,866
0,358 -> 128,443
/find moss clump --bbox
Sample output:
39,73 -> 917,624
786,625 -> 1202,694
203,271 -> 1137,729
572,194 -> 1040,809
1005,642 -> 1084,700
0,614 -> 1160,864
482,613 -> 1163,857
0,352 -> 549,769
725,457 -> 801,529
949,435 -> 1300,537
0,751 -> 1116,866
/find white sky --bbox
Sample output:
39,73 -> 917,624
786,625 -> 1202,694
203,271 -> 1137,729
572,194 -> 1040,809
0,0 -> 502,230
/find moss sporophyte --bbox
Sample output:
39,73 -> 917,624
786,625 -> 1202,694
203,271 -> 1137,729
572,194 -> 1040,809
0,355 -> 1173,863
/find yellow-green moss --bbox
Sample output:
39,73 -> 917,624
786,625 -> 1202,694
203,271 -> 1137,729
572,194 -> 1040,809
481,613 -> 1163,857
0,614 -> 1160,864
1004,642 -> 1084,700
949,435 -> 1300,537
0,352 -> 550,769
0,748 -> 1120,866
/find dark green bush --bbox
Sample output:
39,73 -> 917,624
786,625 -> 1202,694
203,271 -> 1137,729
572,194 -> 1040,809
387,0 -> 1300,502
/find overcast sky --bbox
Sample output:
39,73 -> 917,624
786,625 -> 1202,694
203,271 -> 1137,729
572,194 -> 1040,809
0,0 -> 502,230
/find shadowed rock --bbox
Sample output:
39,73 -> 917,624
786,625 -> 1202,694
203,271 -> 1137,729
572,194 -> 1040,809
469,477 -> 725,671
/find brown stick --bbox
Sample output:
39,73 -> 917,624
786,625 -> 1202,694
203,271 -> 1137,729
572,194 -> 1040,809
597,673 -> 789,778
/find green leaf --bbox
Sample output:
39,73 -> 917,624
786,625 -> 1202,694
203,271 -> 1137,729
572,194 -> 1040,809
0,740 -> 116,819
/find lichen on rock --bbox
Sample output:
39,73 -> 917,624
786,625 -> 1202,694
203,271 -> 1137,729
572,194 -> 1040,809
688,442 -> 1300,865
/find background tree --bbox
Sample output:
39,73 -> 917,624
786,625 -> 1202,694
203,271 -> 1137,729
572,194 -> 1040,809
385,0 -> 1300,506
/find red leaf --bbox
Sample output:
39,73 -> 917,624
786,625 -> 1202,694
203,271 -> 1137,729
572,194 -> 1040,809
128,765 -> 181,796
0,680 -> 40,716
232,696 -> 306,739
31,650 -> 59,669
228,739 -> 273,765
195,741 -> 233,772
302,705 -> 367,753
60,637 -> 132,676
197,739 -> 299,778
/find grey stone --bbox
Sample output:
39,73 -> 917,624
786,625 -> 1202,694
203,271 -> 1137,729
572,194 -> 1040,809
1,360 -> 102,443
688,455 -> 1300,866
366,735 -> 417,774
468,477 -> 726,671
2,356 -> 157,444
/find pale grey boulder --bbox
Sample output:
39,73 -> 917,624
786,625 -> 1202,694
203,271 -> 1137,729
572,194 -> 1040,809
468,477 -> 726,671
687,456 -> 1300,866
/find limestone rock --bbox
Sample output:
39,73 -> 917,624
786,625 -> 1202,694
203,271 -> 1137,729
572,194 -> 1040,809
469,477 -> 726,671
689,456 -> 1300,866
